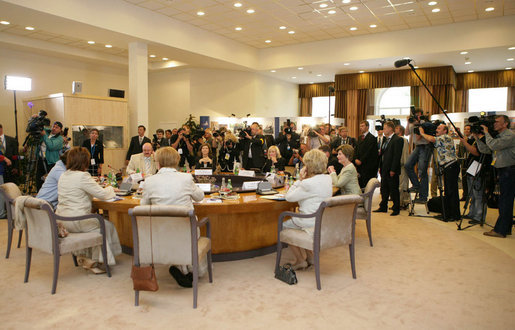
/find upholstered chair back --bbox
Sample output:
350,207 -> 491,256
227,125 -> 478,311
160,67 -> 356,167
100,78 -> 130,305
22,197 -> 55,254
363,178 -> 380,212
0,182 -> 22,217
319,195 -> 363,250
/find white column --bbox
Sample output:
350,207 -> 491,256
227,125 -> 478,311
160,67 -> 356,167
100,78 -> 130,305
128,42 -> 148,137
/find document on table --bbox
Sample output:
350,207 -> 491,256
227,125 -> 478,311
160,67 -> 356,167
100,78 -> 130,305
105,196 -> 123,202
259,194 -> 285,201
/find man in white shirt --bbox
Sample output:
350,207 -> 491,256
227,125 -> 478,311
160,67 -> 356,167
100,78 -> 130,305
126,143 -> 158,176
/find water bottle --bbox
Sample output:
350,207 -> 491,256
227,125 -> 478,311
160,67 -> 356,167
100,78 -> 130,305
284,174 -> 290,191
295,163 -> 300,180
227,179 -> 232,191
271,165 -> 276,174
221,177 -> 227,190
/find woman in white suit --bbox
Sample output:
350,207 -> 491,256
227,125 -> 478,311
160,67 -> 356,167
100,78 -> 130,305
284,149 -> 333,270
141,147 -> 205,287
56,147 -> 122,273
327,144 -> 361,195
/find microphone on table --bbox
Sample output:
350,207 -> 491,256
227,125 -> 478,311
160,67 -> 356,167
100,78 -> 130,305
394,58 -> 412,68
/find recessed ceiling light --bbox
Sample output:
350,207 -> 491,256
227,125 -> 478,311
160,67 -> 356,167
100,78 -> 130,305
350,27 -> 357,31
265,40 -> 271,43
235,27 -> 242,31
369,24 -> 377,28
349,6 -> 358,11
359,70 -> 365,73
0,21 -> 10,25
414,66 -> 419,69
246,9 -> 255,14
197,11 -> 205,16
428,1 -> 437,5
87,41 -> 95,45
468,70 -> 474,73
149,54 -> 156,58
320,3 -> 328,8
432,8 -> 440,13
234,2 -> 242,7
310,82 -> 314,84
288,30 -> 295,34
317,74 -> 322,76
279,26 -> 286,30
25,26 -> 35,31
328,10 -> 336,14
509,47 -> 515,50
465,61 -> 471,64
162,57 -> 169,61
460,51 -> 468,55
342,0 -> 351,3
485,7 -> 494,12
105,44 -> 112,48
298,67 -> 303,70
270,70 -> 276,72
506,67 -> 512,70
344,63 -> 350,66
291,77 -> 297,79
507,58 -> 514,61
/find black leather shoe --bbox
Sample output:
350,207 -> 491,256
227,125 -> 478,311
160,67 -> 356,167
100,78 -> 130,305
169,266 -> 193,288
373,208 -> 387,213
483,230 -> 506,238
390,211 -> 400,216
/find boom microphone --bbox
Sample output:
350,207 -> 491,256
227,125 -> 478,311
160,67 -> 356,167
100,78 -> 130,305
394,58 -> 412,68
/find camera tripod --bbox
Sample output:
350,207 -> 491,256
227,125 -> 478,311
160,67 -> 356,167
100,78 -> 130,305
457,153 -> 492,231
22,134 -> 47,194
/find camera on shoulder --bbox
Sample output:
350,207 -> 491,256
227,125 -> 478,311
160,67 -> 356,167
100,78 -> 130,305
26,110 -> 51,136
468,112 -> 497,137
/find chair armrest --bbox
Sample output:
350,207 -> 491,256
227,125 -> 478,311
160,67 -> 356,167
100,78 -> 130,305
53,213 -> 104,223
277,210 -> 317,233
196,216 -> 211,238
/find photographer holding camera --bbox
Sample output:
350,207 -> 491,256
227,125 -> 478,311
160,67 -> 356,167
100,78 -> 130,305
171,125 -> 195,168
419,123 -> 461,221
275,120 -> 300,162
152,128 -> 169,151
241,122 -> 265,170
218,132 -> 240,172
474,115 -> 515,238
36,120 -> 64,190
308,124 -> 330,150
405,109 -> 432,202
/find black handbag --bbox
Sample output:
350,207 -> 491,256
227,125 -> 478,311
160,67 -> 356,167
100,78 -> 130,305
275,263 -> 298,285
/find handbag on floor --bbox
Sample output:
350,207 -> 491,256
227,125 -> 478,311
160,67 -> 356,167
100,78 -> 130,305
275,263 -> 298,285
131,205 -> 159,292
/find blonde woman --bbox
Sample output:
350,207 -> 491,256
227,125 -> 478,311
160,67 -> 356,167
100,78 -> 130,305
263,145 -> 286,173
284,149 -> 333,270
327,145 -> 361,195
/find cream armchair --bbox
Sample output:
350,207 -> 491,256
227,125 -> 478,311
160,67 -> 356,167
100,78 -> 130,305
275,194 -> 363,290
356,178 -> 380,247
129,205 -> 213,309
0,183 -> 23,258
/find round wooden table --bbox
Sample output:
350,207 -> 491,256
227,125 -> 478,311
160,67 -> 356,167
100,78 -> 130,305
92,191 -> 297,261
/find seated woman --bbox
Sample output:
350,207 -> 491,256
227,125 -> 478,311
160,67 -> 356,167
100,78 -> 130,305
262,145 -> 286,173
56,147 -> 122,273
327,145 -> 362,195
194,143 -> 213,169
141,147 -> 205,287
284,149 -> 333,270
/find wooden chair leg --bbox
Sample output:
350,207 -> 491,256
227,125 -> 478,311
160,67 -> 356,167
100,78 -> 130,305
51,254 -> 60,294
135,291 -> 139,306
72,255 -> 79,267
192,260 -> 199,309
24,247 -> 32,283
366,217 -> 373,247
17,230 -> 23,248
314,249 -> 321,290
207,251 -> 213,283
349,244 -> 356,279
6,226 -> 13,259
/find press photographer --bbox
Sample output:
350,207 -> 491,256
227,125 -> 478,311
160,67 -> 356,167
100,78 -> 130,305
152,128 -> 169,150
217,132 -> 240,172
418,123 -> 461,221
474,115 -> 515,238
275,119 -> 300,161
405,108 -> 432,203
241,122 -> 265,170
307,124 -> 330,150
171,125 -> 195,168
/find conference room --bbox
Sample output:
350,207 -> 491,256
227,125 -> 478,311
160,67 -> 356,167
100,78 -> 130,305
0,0 -> 514,328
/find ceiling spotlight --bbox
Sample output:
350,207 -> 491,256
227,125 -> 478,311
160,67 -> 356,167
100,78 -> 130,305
428,1 -> 437,5
485,7 -> 494,12
507,58 -> 514,61
369,24 -> 377,28
509,47 -> 515,50
506,67 -> 513,70
460,51 -> 468,55
265,40 -> 271,43
0,21 -> 10,25
288,30 -> 295,34
320,3 -> 328,8
149,54 -> 156,58
291,77 -> 297,79
235,27 -> 242,31
359,70 -> 365,73
468,70 -> 474,73
328,10 -> 336,14
87,41 -> 95,45
350,27 -> 357,31
270,70 -> 276,72
25,26 -> 35,31
342,0 -> 351,3
298,67 -> 303,70
197,11 -> 205,16
349,6 -> 358,11
105,44 -> 112,48
432,8 -> 440,12
279,26 -> 286,30
310,82 -> 314,84
246,9 -> 255,14
344,63 -> 350,66
234,2 -> 242,7
414,66 -> 419,69
316,74 -> 322,76
465,61 -> 471,64
162,57 -> 169,61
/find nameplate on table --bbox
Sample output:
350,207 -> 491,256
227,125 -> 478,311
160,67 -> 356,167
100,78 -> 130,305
195,169 -> 213,176
239,170 -> 255,177
242,195 -> 258,203
130,173 -> 143,182
196,183 -> 212,192
242,181 -> 261,190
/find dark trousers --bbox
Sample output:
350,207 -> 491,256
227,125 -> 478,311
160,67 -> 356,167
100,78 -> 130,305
461,164 -> 469,199
379,171 -> 400,212
494,166 -> 515,236
443,162 -> 461,220
358,168 -> 377,188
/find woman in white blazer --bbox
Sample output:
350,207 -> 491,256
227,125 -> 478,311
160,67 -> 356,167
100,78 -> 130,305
56,147 -> 122,272
284,149 -> 333,270
328,144 -> 362,195
141,147 -> 205,287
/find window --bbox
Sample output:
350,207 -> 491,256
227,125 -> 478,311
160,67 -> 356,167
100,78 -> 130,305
374,86 -> 411,116
468,87 -> 507,112
311,96 -> 335,122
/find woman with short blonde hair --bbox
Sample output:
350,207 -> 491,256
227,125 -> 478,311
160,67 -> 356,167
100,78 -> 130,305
263,145 -> 285,173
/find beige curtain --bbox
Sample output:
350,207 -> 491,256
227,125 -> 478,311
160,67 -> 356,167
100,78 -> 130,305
300,98 -> 312,116
344,89 -> 368,138
457,70 -> 515,89
335,90 -> 346,119
410,86 -> 420,108
455,89 -> 469,113
508,86 -> 515,110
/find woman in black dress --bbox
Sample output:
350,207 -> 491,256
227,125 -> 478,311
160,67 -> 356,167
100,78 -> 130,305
262,145 -> 285,173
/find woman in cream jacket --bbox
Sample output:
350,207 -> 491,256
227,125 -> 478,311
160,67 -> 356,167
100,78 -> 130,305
328,144 -> 362,196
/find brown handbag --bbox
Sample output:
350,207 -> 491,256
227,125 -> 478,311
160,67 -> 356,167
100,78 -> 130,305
131,205 -> 159,292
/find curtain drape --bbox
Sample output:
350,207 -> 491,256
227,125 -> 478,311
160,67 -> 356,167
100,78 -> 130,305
298,82 -> 335,98
455,89 -> 469,113
410,86 -> 420,108
344,89 -> 368,138
457,70 -> 515,90
335,90 -> 346,119
507,86 -> 515,110
300,97 -> 312,116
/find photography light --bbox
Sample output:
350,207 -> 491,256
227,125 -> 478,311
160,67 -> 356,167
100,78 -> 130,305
5,75 -> 32,91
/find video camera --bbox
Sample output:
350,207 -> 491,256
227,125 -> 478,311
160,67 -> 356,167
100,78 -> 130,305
408,106 -> 429,124
307,125 -> 321,137
26,110 -> 51,136
239,126 -> 252,139
212,130 -> 225,138
284,119 -> 293,135
375,115 -> 401,131
468,112 -> 497,137
413,120 -> 445,136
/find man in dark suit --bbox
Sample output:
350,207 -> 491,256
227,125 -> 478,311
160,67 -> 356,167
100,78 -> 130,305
0,123 -> 19,183
126,125 -> 151,165
241,122 -> 265,170
152,128 -> 169,151
374,121 -> 403,216
331,126 -> 356,152
354,120 -> 378,188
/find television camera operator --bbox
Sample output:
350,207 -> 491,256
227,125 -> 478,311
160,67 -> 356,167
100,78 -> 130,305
36,119 -> 64,190
275,119 -> 300,161
418,123 -> 461,221
405,108 -> 432,203
474,115 -> 515,238
241,122 -> 265,170
170,125 -> 195,168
